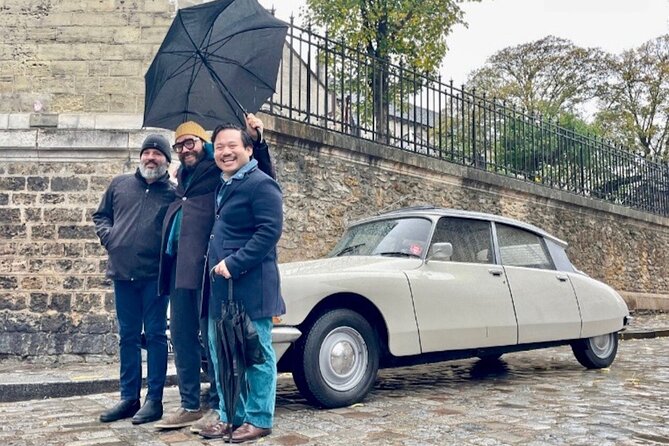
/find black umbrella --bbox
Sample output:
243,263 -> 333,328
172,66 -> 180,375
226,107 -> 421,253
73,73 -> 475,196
143,0 -> 288,130
211,276 -> 264,440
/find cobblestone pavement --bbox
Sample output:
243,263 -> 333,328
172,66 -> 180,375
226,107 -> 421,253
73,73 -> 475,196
2,336 -> 668,446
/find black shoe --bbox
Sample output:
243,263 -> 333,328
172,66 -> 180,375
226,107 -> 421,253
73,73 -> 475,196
99,399 -> 140,423
131,400 -> 163,425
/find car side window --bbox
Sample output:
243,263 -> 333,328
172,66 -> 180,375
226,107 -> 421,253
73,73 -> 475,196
496,223 -> 555,270
430,217 -> 493,263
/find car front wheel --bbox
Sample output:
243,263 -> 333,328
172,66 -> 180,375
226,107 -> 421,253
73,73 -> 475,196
292,309 -> 380,408
571,332 -> 618,369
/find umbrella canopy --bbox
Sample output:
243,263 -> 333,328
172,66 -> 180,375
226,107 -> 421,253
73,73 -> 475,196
144,0 -> 288,130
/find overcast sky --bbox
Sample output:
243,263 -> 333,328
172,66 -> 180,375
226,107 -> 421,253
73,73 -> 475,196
258,0 -> 669,85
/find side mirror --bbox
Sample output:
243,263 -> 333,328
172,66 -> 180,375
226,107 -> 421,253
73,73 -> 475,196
427,242 -> 453,262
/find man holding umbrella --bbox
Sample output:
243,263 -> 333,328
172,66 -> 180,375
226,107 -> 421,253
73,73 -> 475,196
200,122 -> 284,443
155,115 -> 275,431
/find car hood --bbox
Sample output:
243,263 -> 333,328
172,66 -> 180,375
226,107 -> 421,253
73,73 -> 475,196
279,256 -> 423,276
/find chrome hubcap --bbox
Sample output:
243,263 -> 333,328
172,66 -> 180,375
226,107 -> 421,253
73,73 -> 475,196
589,333 -> 615,358
319,327 -> 368,391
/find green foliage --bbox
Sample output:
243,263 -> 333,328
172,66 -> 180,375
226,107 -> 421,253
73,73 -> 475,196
466,36 -> 608,118
302,0 -> 478,137
302,0 -> 472,74
594,34 -> 669,161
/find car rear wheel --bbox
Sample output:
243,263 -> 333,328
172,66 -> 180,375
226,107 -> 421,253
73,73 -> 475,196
571,332 -> 618,369
292,309 -> 379,408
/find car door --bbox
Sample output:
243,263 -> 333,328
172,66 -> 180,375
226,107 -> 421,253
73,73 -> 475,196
406,217 -> 518,353
495,223 -> 581,344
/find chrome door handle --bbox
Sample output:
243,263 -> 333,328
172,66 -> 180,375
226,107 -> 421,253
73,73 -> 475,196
488,269 -> 503,276
556,274 -> 568,282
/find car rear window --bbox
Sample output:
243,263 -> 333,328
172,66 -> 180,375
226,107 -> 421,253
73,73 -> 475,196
496,223 -> 555,270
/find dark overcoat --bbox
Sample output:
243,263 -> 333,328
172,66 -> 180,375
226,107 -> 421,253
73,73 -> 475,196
208,167 -> 285,321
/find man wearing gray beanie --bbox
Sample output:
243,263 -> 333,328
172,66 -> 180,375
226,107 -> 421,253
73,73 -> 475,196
93,134 -> 175,425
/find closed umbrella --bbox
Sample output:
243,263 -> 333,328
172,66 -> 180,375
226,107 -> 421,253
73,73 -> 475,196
210,276 -> 264,441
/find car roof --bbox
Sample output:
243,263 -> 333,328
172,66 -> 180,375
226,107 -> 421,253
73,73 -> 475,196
350,206 -> 568,248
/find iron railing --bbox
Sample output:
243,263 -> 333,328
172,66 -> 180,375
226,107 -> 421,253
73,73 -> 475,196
264,21 -> 669,217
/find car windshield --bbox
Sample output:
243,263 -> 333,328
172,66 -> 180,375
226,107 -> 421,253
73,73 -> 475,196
328,217 -> 433,258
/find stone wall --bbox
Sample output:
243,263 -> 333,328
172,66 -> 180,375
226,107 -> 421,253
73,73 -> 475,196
0,0 -> 204,115
1,113 -> 668,361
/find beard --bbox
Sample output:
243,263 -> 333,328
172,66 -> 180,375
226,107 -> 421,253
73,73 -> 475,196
179,148 -> 206,171
139,162 -> 168,180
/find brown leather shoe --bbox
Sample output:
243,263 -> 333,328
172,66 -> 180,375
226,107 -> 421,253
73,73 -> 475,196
230,423 -> 271,443
198,421 -> 233,439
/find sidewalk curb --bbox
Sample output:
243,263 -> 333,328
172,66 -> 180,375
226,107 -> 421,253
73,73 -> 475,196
0,374 -> 179,404
619,328 -> 669,340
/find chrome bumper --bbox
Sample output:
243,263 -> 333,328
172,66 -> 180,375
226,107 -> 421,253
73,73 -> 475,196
271,326 -> 302,361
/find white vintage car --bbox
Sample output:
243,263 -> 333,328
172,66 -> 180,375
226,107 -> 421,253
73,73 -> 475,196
272,207 -> 630,408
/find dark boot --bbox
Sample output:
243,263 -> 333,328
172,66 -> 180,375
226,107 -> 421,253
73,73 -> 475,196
131,399 -> 163,425
99,399 -> 140,423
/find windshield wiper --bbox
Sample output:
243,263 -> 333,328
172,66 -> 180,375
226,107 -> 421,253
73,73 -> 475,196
376,251 -> 421,258
334,243 -> 365,257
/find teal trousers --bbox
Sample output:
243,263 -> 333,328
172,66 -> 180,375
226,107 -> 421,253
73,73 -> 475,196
208,317 -> 276,428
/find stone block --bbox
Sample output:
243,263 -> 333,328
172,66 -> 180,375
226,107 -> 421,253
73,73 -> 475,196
67,333 -> 107,354
0,208 -> 21,221
0,194 -> 7,205
23,208 -> 42,222
0,224 -> 27,238
0,293 -> 27,311
29,113 -> 58,128
29,292 -> 48,312
0,129 -> 37,148
0,276 -> 18,290
21,276 -> 44,290
51,95 -> 85,113
50,176 -> 87,191
6,115 -> 31,130
58,113 -> 96,129
72,293 -> 99,312
83,95 -> 109,112
38,129 -> 128,149
41,242 -> 65,256
30,224 -> 56,239
110,94 -> 140,113
40,312 -> 69,333
58,225 -> 95,240
78,312 -> 111,334
112,27 -> 141,44
87,275 -> 112,290
27,176 -> 49,191
71,163 -> 96,174
63,242 -> 84,257
39,193 -> 65,205
62,276 -> 84,290
99,78 -> 129,95
0,177 -> 26,190
56,26 -> 111,44
11,194 -> 36,205
50,61 -> 89,76
49,293 -> 72,312
44,208 -> 82,223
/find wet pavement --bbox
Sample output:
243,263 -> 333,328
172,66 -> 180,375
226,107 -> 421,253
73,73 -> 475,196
1,312 -> 668,445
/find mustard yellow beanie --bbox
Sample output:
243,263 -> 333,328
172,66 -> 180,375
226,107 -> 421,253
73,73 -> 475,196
175,121 -> 210,143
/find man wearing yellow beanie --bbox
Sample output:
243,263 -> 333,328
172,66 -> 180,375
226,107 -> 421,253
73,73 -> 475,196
155,114 -> 275,430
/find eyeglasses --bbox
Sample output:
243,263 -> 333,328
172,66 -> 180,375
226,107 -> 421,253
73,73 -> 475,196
172,137 -> 200,153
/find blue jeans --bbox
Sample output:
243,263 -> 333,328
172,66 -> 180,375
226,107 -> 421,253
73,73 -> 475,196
208,317 -> 276,429
113,279 -> 169,402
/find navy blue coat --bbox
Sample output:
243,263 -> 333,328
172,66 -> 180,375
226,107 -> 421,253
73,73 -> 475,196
208,166 -> 285,321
